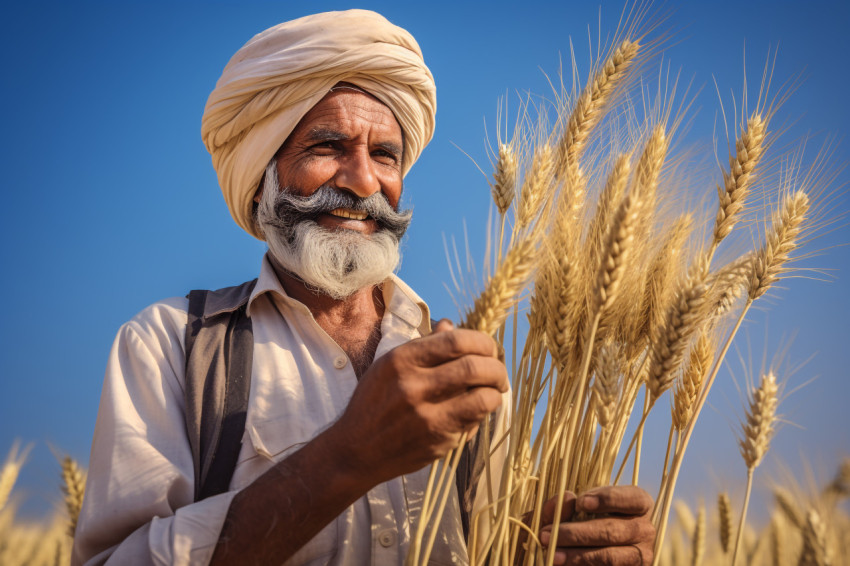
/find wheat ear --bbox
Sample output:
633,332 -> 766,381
0,441 -> 31,512
648,256 -> 710,402
673,332 -> 714,432
774,487 -> 805,529
517,143 -> 554,228
559,39 -> 640,173
824,457 -> 850,500
462,234 -> 538,335
718,492 -> 733,554
748,190 -> 810,300
492,143 -> 518,215
733,371 -> 779,566
707,252 -> 752,318
692,504 -> 706,566
740,371 -> 779,470
61,455 -> 86,537
799,509 -> 830,566
588,153 -> 633,271
712,113 -> 767,250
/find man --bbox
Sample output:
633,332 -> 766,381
74,10 -> 655,566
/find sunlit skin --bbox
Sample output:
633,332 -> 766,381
257,85 -> 404,236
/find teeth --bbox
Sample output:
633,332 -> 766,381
329,208 -> 368,220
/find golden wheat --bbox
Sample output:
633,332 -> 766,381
491,143 -> 518,216
713,114 -> 767,249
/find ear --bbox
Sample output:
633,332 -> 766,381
254,174 -> 265,203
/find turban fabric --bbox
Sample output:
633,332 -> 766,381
201,9 -> 437,240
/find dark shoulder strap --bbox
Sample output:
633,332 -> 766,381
184,279 -> 257,501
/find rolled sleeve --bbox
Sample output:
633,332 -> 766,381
73,299 -> 234,566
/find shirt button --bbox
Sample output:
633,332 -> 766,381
333,356 -> 347,369
378,529 -> 396,548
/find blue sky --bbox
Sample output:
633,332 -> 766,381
1,1 -> 848,519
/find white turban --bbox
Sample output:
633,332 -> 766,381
201,9 -> 437,240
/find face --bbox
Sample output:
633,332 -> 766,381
254,86 -> 412,300
269,87 -> 405,235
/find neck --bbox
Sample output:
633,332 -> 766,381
268,256 -> 385,323
267,257 -> 385,381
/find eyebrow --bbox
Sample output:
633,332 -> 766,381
305,127 -> 403,159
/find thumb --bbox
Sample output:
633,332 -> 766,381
431,318 -> 455,334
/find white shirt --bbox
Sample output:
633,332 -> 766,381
73,255 -> 507,566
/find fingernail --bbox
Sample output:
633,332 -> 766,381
540,530 -> 550,545
580,494 -> 598,511
554,550 -> 567,565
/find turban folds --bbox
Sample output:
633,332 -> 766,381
201,9 -> 437,240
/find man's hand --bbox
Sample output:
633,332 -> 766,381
332,319 -> 509,484
537,486 -> 655,566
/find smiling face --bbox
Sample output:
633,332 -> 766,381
271,86 -> 405,235
253,86 -> 413,300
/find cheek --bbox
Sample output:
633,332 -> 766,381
381,175 -> 404,208
277,159 -> 338,194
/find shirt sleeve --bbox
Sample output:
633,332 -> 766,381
72,300 -> 236,566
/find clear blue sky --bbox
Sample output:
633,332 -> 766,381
1,1 -> 848,519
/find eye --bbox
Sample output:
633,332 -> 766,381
372,148 -> 400,165
309,141 -> 339,154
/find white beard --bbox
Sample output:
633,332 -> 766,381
256,162 -> 405,300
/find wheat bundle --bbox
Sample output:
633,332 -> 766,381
404,10 -> 835,566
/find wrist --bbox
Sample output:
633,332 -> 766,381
315,422 -> 377,493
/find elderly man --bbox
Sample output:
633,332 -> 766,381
74,9 -> 654,566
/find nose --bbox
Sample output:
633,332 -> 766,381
333,148 -> 381,198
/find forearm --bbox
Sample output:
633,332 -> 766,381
210,424 -> 374,564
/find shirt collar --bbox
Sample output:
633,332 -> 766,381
248,253 -> 431,335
